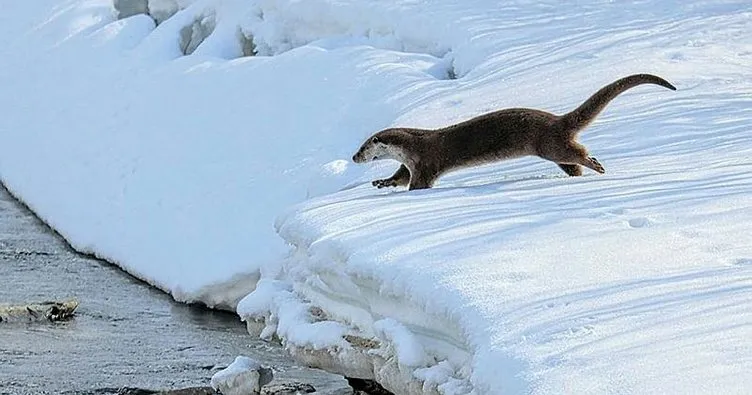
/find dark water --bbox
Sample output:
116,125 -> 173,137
0,184 -> 349,395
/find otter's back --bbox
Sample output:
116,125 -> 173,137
438,108 -> 556,169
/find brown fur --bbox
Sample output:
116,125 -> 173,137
353,74 -> 676,190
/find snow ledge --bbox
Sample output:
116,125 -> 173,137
237,248 -> 528,395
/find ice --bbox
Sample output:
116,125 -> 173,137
1,0 -> 751,394
210,356 -> 273,395
374,318 -> 432,368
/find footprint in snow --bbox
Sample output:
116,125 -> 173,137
628,217 -> 652,228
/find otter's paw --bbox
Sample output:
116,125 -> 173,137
372,179 -> 397,188
589,157 -> 605,174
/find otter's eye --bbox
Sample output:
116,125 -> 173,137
372,137 -> 380,144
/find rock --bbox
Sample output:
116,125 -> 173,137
147,0 -> 180,25
179,14 -> 216,55
66,387 -> 216,394
261,382 -> 315,395
113,0 -> 183,25
210,356 -> 273,395
346,377 -> 394,395
237,29 -> 256,57
0,299 -> 79,323
155,387 -> 217,395
344,334 -> 380,350
82,383 -> 316,395
113,0 -> 149,20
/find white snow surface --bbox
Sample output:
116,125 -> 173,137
1,0 -> 751,394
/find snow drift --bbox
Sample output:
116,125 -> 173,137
1,0 -> 750,394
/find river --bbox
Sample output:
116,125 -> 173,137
0,184 -> 350,395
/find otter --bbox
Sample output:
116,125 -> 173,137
352,73 -> 676,190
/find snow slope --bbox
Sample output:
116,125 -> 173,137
1,0 -> 751,393
0,0 -> 457,306
242,1 -> 752,394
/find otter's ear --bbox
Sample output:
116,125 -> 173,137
371,136 -> 380,144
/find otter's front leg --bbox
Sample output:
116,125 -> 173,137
407,168 -> 437,191
372,164 -> 411,188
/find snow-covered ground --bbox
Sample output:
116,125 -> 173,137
1,0 -> 750,394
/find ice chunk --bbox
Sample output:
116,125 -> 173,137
210,356 -> 273,395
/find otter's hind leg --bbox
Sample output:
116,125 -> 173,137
372,164 -> 410,188
549,143 -> 605,174
580,156 -> 605,174
557,164 -> 583,177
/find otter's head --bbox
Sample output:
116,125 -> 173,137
352,129 -> 409,164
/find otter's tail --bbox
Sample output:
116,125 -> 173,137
558,73 -> 676,134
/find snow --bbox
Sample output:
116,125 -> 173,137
0,0 -> 453,307
374,318 -> 433,368
1,0 -> 751,394
211,355 -> 272,395
238,278 -> 350,349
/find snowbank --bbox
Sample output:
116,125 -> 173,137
241,1 -> 752,394
1,0 -> 751,393
0,0 -> 456,306
262,162 -> 752,393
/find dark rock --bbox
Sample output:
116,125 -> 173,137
262,382 -> 316,394
157,387 -> 218,395
345,377 -> 394,395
